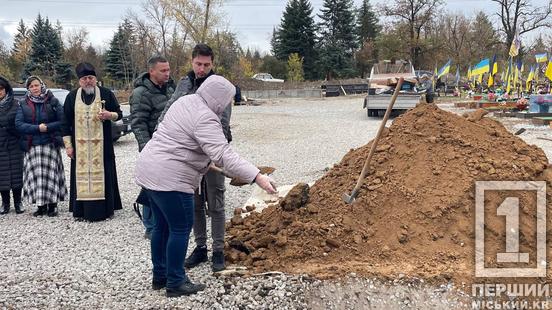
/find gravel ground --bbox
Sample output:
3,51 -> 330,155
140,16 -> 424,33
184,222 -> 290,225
3,97 -> 545,309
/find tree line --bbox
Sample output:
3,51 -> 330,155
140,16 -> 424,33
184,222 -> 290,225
0,0 -> 550,88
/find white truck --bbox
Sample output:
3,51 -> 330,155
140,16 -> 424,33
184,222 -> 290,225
252,73 -> 284,83
363,62 -> 423,117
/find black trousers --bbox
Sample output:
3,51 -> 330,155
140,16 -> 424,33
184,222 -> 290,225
0,188 -> 22,206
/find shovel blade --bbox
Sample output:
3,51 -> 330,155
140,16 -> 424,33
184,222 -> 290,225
342,192 -> 356,204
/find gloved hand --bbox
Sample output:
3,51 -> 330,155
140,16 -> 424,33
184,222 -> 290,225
254,173 -> 277,194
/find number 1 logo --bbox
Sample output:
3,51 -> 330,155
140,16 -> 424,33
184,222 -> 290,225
475,181 -> 546,278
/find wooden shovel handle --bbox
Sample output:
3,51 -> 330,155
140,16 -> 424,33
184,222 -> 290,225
351,77 -> 404,193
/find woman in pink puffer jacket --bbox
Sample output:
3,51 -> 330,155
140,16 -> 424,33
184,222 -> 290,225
135,75 -> 276,298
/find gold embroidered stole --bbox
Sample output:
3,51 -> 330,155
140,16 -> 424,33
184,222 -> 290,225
74,87 -> 105,201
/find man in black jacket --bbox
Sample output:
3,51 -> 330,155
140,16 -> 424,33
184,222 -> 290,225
130,55 -> 175,239
159,44 -> 231,272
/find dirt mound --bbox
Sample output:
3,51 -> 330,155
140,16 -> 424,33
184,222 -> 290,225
225,104 -> 551,285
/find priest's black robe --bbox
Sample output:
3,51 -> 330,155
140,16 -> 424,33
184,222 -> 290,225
63,86 -> 123,221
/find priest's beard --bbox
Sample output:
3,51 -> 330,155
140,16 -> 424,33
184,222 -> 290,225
83,87 -> 95,95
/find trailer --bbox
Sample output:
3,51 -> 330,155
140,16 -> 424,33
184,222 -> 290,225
363,61 -> 423,117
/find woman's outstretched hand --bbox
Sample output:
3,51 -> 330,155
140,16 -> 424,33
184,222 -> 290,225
254,173 -> 277,195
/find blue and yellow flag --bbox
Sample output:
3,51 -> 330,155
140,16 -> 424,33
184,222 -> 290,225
526,65 -> 534,92
437,60 -> 451,78
455,67 -> 460,85
536,53 -> 548,63
488,55 -> 498,87
545,61 -> 552,81
506,59 -> 512,94
472,58 -> 490,76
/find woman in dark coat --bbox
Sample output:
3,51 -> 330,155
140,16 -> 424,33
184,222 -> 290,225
0,76 -> 24,214
15,76 -> 67,217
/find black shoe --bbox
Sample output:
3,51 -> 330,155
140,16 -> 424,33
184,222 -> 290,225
33,206 -> 47,217
47,204 -> 58,217
184,246 -> 208,269
0,204 -> 9,215
211,251 -> 225,272
14,202 -> 24,214
152,278 -> 167,290
166,281 -> 206,298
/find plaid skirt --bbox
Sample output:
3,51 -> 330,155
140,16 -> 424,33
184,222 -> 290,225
23,144 -> 67,206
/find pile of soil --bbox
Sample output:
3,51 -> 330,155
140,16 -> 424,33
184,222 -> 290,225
225,103 -> 552,285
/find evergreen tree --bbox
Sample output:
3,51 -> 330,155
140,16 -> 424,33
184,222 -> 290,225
8,20 -> 31,81
10,20 -> 31,67
317,0 -> 358,79
272,0 -> 318,80
25,14 -> 64,80
356,0 -> 380,77
121,18 -> 139,80
357,0 -> 380,45
469,12 -> 501,60
54,62 -> 73,88
104,23 -> 134,86
270,27 -> 281,58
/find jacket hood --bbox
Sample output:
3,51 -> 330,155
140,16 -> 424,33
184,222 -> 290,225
196,75 -> 235,116
134,72 -> 174,91
0,75 -> 13,96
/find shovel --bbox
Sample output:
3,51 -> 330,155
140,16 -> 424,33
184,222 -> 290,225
343,77 -> 404,204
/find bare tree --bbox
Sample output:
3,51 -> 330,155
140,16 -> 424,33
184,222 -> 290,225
439,14 -> 469,63
127,10 -> 160,73
64,27 -> 90,65
491,0 -> 552,53
142,0 -> 172,55
380,0 -> 443,67
161,0 -> 224,43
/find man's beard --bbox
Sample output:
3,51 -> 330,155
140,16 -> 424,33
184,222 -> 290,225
83,86 -> 95,95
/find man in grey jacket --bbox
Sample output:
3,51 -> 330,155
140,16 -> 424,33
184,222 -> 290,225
158,44 -> 232,272
130,55 -> 175,239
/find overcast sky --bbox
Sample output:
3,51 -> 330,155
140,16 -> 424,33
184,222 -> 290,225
0,0 -> 548,54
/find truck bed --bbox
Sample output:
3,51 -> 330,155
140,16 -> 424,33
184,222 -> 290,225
363,94 -> 421,117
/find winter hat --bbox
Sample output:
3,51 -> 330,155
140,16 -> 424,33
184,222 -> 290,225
76,62 -> 96,79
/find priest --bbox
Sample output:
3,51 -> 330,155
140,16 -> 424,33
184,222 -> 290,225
63,62 -> 123,221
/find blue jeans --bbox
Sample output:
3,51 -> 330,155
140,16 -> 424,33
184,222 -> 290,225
142,204 -> 154,235
145,189 -> 194,289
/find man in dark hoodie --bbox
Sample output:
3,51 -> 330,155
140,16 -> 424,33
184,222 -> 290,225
158,43 -> 232,272
130,55 -> 175,239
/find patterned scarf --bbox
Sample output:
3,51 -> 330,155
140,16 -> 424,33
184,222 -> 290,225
26,78 -> 49,104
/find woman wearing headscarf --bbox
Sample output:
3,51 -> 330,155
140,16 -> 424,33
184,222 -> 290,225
15,76 -> 67,217
0,76 -> 24,215
135,75 -> 277,298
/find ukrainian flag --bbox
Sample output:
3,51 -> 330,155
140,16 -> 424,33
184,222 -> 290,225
536,53 -> 548,63
526,66 -> 534,92
546,61 -> 552,81
472,58 -> 490,76
437,60 -> 451,78
488,55 -> 498,87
